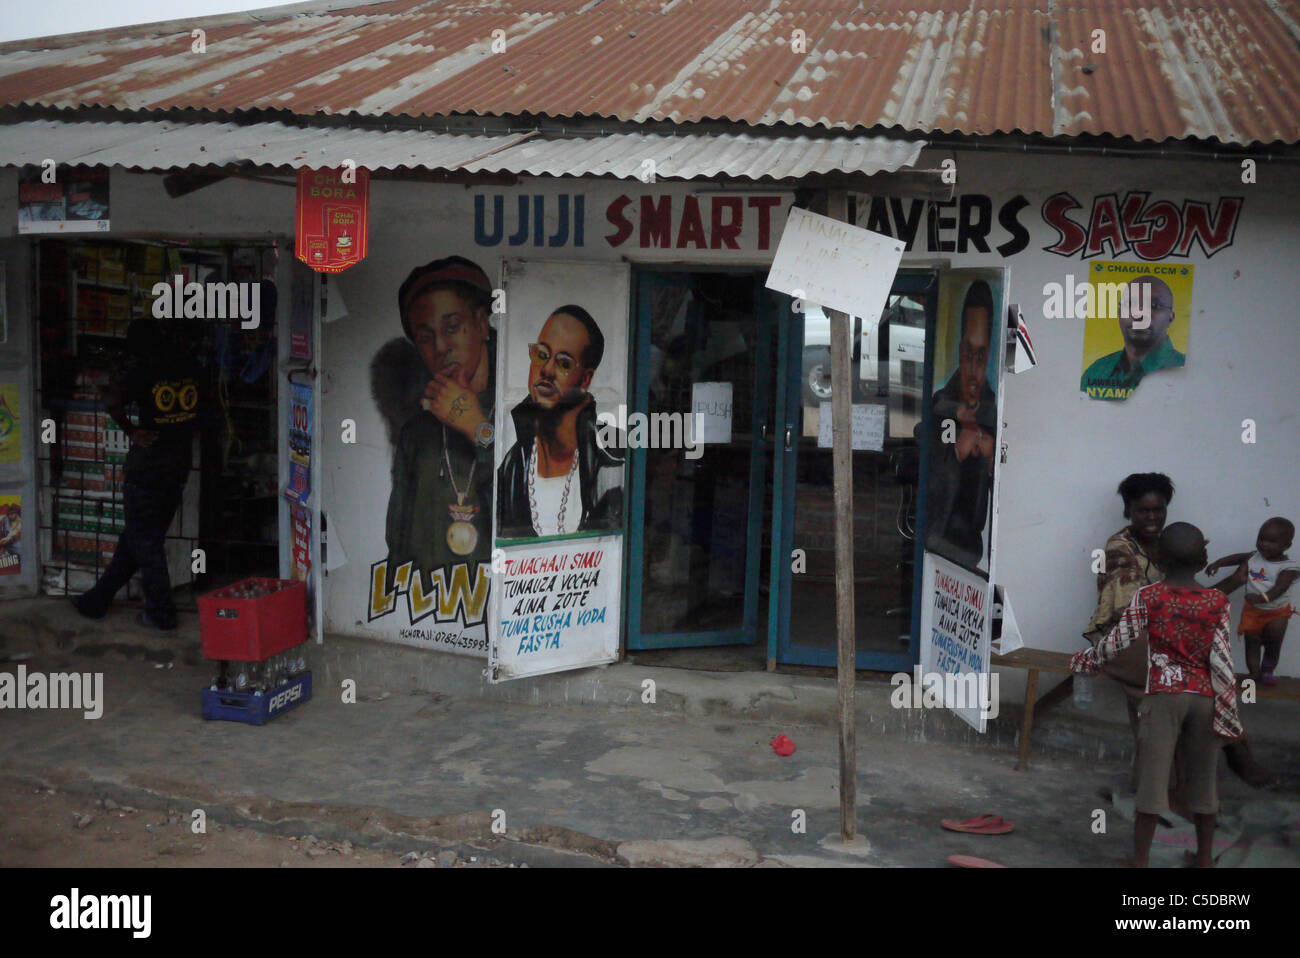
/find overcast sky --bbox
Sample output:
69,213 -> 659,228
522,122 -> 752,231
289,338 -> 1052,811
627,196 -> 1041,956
0,1 -> 305,43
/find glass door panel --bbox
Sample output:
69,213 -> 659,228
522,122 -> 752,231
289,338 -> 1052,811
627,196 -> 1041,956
626,271 -> 774,649
772,274 -> 936,669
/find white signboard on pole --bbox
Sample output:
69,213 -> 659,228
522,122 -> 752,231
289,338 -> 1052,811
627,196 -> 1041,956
919,552 -> 994,732
765,207 -> 905,322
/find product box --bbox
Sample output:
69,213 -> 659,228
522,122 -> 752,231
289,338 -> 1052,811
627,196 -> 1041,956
198,578 -> 308,661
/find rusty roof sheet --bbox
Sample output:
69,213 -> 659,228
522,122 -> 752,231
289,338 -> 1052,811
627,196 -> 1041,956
0,0 -> 1297,145
0,116 -> 925,179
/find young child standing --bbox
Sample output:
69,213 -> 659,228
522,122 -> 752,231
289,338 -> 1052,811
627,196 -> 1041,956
1070,522 -> 1242,868
1207,517 -> 1299,686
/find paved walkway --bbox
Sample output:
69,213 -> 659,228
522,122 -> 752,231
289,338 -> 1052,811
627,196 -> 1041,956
2,598 -> 1298,867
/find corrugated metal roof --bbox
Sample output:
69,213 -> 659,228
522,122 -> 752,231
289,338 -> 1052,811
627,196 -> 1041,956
0,0 -> 1296,145
0,117 -> 925,179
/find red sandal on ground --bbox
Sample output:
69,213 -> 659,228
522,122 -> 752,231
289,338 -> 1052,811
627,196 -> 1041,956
940,813 -> 1015,835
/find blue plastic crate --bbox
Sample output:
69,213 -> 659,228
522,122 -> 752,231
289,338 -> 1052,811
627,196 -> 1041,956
201,672 -> 312,725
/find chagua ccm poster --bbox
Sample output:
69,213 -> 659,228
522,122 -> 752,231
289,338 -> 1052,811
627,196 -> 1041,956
1080,260 -> 1193,401
489,259 -> 630,681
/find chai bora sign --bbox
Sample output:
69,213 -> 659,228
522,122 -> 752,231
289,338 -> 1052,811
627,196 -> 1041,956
295,167 -> 369,273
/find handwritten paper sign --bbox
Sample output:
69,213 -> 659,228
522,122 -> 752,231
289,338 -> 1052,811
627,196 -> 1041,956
691,381 -> 733,444
919,553 -> 993,732
817,402 -> 886,451
765,207 -> 905,321
490,535 -> 621,682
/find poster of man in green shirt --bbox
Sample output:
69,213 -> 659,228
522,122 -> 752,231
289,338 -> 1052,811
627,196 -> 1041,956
1080,263 -> 1192,401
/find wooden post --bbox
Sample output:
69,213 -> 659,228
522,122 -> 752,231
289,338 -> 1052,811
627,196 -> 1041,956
826,189 -> 857,840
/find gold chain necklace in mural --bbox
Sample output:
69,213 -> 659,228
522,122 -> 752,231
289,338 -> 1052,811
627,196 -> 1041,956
528,436 -> 578,537
441,423 -> 478,556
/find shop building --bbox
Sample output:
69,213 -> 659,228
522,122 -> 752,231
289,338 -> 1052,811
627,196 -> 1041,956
0,1 -> 1298,706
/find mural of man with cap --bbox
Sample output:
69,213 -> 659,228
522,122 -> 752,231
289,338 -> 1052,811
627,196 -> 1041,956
371,256 -> 496,592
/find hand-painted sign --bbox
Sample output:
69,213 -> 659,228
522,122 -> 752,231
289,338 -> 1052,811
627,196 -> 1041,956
857,192 -> 1243,261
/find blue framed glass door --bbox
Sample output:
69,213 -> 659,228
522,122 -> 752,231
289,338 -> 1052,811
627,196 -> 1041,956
769,272 -> 937,670
625,270 -> 776,650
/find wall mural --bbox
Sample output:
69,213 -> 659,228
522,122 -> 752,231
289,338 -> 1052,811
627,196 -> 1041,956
366,256 -> 495,654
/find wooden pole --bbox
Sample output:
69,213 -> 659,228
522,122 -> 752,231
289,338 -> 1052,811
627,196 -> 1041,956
826,189 -> 857,840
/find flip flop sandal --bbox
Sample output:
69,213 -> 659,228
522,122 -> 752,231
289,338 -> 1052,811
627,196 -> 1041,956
947,854 -> 1007,868
941,813 -> 1015,835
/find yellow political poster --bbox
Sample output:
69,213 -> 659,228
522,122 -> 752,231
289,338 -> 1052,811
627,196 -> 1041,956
0,494 -> 20,575
1080,260 -> 1193,401
0,383 -> 20,464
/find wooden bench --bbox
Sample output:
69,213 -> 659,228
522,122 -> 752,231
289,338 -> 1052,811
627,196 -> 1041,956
992,649 -> 1300,771
990,648 -> 1075,771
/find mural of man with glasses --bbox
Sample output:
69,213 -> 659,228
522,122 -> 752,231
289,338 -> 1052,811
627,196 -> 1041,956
497,305 -> 623,540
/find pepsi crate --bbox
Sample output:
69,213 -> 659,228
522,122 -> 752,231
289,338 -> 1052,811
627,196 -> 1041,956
201,671 -> 312,726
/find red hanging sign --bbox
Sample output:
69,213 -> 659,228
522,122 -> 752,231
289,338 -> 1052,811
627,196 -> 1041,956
295,167 -> 369,273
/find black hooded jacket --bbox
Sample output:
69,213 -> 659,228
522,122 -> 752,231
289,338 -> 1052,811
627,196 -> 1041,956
497,396 -> 624,539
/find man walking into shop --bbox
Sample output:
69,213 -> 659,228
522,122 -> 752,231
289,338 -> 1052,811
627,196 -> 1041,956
74,319 -> 205,630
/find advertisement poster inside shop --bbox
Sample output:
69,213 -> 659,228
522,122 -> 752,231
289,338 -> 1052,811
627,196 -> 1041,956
919,552 -> 993,732
924,270 -> 1007,578
18,166 -> 110,234
0,494 -> 21,575
0,382 -> 21,465
489,259 -> 630,681
1080,261 -> 1193,401
286,382 -> 312,504
295,168 -> 369,273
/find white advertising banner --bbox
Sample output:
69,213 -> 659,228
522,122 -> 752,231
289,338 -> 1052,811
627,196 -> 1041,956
489,536 -> 621,681
919,551 -> 994,732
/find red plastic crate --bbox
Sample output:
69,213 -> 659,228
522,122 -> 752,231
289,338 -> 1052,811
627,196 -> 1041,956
198,577 -> 308,661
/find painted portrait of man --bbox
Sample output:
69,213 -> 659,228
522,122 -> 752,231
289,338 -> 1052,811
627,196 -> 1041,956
496,305 -> 623,540
371,256 -> 496,589
926,280 -> 998,572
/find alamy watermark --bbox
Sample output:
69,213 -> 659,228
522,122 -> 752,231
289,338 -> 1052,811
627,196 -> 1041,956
151,275 -> 261,328
596,405 -> 703,460
890,666 -> 1000,720
0,665 -> 102,719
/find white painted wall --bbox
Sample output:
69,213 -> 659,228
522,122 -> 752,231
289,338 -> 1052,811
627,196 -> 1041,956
899,150 -> 1300,689
7,159 -> 1297,688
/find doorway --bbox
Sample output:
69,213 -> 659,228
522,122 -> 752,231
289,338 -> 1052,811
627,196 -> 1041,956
625,267 -> 935,672
33,238 -> 281,605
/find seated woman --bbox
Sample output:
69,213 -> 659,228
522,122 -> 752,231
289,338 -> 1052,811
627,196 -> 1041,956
1084,473 -> 1171,733
1085,472 -> 1271,789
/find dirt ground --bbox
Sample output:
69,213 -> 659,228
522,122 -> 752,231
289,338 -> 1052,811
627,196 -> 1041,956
0,777 -> 508,868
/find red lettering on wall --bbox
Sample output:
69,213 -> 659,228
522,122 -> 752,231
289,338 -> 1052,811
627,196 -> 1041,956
640,195 -> 672,248
1042,192 -> 1087,256
748,196 -> 781,250
605,194 -> 633,247
710,197 -> 743,249
1176,197 -> 1243,258
1084,195 -> 1127,258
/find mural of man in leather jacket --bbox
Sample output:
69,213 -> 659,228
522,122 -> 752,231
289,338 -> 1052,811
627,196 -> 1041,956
497,305 -> 623,540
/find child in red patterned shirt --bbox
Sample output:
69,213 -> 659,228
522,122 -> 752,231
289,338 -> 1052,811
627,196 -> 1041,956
1071,522 -> 1243,868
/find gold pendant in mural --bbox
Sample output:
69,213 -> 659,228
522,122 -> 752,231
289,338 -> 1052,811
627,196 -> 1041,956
446,499 -> 479,556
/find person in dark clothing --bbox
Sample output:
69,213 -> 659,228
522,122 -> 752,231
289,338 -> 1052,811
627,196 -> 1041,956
74,319 -> 205,630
